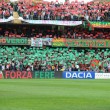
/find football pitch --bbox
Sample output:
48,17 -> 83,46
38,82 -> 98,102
0,79 -> 110,110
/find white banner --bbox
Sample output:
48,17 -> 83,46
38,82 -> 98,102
42,38 -> 52,46
0,17 -> 82,26
95,73 -> 110,79
22,20 -> 82,26
31,38 -> 53,47
31,38 -> 43,47
0,16 -> 14,23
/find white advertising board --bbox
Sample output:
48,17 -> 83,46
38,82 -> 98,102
95,73 -> 110,79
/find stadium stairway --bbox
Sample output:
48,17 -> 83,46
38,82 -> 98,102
13,12 -> 21,24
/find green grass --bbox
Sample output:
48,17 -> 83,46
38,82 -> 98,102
0,79 -> 110,110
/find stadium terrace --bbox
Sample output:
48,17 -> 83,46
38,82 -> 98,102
0,0 -> 110,21
0,0 -> 110,74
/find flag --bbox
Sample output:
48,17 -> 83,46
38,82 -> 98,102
91,59 -> 100,68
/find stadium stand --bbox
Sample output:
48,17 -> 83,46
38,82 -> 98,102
0,0 -> 110,73
0,26 -> 110,39
16,1 -> 110,21
0,46 -> 110,73
0,2 -> 13,19
0,1 -> 110,21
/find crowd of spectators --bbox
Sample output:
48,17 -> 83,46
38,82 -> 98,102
16,1 -> 110,21
0,1 -> 110,21
0,46 -> 110,73
0,26 -> 110,39
0,2 -> 13,19
0,1 -> 110,74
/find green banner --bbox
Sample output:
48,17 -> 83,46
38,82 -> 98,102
52,39 -> 110,48
66,39 -> 110,47
0,37 -> 30,45
34,71 -> 55,79
90,22 -> 110,28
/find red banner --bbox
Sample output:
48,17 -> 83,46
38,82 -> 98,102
4,71 -> 32,79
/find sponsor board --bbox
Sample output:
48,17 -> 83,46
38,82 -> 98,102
63,71 -> 95,79
95,73 -> 110,79
34,71 -> 54,79
4,71 -> 32,79
3,71 -> 55,79
3,71 -> 110,79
